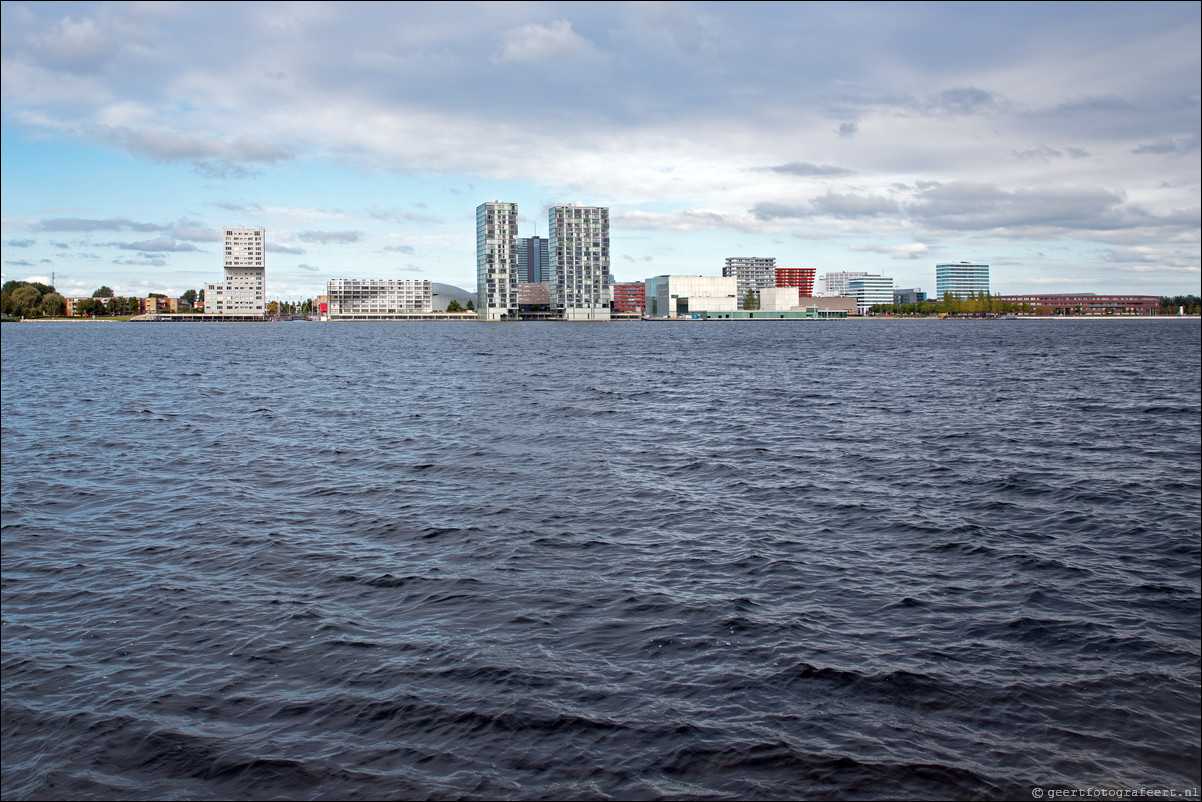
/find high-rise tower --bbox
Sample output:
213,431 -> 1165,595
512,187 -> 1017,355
723,257 -> 777,309
205,226 -> 265,317
548,205 -> 610,320
476,201 -> 520,320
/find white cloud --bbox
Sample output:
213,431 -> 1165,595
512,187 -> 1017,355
493,20 -> 603,64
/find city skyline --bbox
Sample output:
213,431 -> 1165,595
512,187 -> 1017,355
2,2 -> 1199,301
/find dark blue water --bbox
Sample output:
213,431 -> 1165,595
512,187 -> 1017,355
3,319 -> 1200,801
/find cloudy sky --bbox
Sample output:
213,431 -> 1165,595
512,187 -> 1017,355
2,1 -> 1199,300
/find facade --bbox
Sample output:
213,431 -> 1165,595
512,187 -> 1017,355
847,274 -> 894,313
893,288 -> 927,305
204,227 -> 266,318
326,279 -> 433,318
477,201 -> 520,320
517,236 -> 551,284
992,294 -> 1159,315
549,204 -> 610,320
936,262 -> 990,298
612,282 -> 647,313
723,257 -> 777,309
774,267 -> 816,300
645,275 -> 738,318
819,271 -> 868,297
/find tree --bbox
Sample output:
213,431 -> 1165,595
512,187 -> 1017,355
93,286 -> 114,298
743,289 -> 759,310
446,299 -> 463,312
267,301 -> 279,314
11,285 -> 42,317
182,289 -> 198,307
465,299 -> 475,311
0,290 -> 11,316
41,292 -> 66,317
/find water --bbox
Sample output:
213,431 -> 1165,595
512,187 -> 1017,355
2,318 -> 1199,801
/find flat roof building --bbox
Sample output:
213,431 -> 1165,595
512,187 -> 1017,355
477,201 -> 520,320
819,271 -> 868,297
326,279 -> 433,318
723,257 -> 777,309
848,274 -> 894,314
549,204 -> 610,320
936,262 -> 990,299
775,267 -> 816,300
205,226 -> 265,318
645,275 -> 738,318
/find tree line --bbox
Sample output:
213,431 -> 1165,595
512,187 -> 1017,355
1159,295 -> 1201,315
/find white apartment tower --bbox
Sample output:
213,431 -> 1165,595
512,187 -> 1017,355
549,204 -> 611,320
205,227 -> 265,317
476,201 -> 520,320
723,257 -> 777,309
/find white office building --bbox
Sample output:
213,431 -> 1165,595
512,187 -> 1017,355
722,257 -> 777,309
549,204 -> 610,320
476,201 -> 520,320
205,226 -> 265,317
819,271 -> 868,297
326,279 -> 433,318
848,274 -> 895,313
936,262 -> 990,299
645,275 -> 738,318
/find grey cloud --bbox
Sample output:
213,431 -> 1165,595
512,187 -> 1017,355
6,260 -> 37,267
29,16 -> 118,73
1133,136 -> 1200,155
119,238 -> 200,252
837,122 -> 858,138
170,223 -> 223,242
38,217 -> 162,233
751,202 -> 810,221
811,192 -> 899,218
383,245 -> 416,254
96,128 -> 292,175
906,181 -> 1131,232
1013,145 -> 1093,162
267,243 -> 307,255
296,264 -> 321,272
112,257 -> 167,267
934,87 -> 996,115
760,162 -> 855,177
6,239 -> 36,247
297,230 -> 364,244
50,241 -> 70,249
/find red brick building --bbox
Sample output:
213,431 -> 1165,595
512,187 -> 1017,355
993,294 -> 1159,315
612,282 -> 646,313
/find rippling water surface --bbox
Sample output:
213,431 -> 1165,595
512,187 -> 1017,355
2,319 -> 1200,801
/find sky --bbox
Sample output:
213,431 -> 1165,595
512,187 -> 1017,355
1,1 -> 1199,302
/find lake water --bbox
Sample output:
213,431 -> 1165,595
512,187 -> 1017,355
2,318 -> 1199,800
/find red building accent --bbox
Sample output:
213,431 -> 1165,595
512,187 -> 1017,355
774,267 -> 816,301
612,282 -> 646,313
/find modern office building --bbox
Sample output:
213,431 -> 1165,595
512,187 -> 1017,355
936,262 -> 990,298
476,201 -> 520,320
645,275 -> 738,318
549,204 -> 610,320
819,271 -> 868,297
893,288 -> 927,305
326,279 -> 433,318
723,257 -> 777,308
612,282 -> 647,313
847,274 -> 894,313
774,267 -> 816,300
204,226 -> 265,318
517,235 -> 551,284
